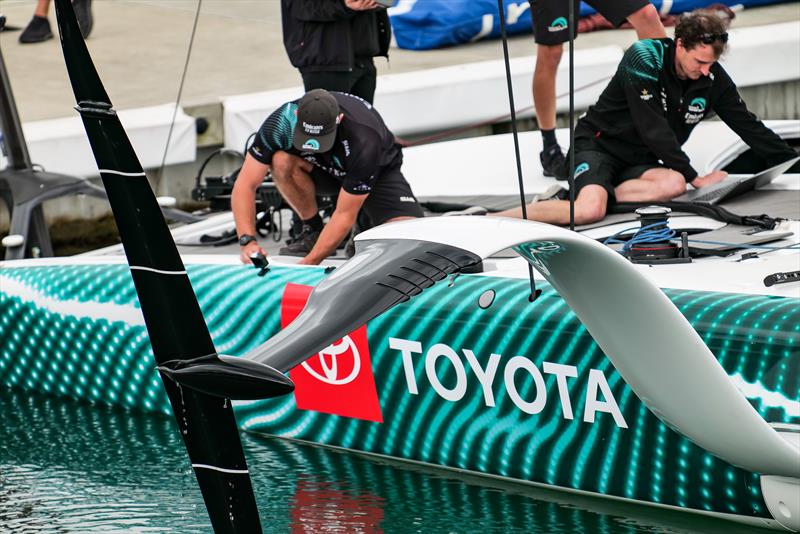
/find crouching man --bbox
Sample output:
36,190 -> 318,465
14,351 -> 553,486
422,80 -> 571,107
232,89 -> 424,265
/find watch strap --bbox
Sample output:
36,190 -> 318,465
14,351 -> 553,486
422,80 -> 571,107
238,234 -> 257,247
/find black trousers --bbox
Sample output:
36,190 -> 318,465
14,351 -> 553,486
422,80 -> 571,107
300,58 -> 377,104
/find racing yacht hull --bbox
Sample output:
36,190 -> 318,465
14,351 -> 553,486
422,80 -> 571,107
1,258 -> 796,529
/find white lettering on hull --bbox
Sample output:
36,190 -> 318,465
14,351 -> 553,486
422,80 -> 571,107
389,337 -> 627,429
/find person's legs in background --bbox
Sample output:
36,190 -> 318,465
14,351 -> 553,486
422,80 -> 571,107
19,0 -> 51,43
72,0 -> 93,39
300,71 -> 352,95
533,43 -> 566,177
19,0 -> 93,43
529,0 -> 574,177
301,61 -> 377,105
616,2 -> 665,39
348,58 -> 377,104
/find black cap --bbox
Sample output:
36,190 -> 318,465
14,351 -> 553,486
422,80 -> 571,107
292,89 -> 340,153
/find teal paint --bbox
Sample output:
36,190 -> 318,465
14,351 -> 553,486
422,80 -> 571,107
0,263 -> 797,520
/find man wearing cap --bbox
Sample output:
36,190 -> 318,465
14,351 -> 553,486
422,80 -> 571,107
497,11 -> 800,225
232,89 -> 423,265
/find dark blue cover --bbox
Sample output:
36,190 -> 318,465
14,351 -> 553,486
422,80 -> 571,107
389,0 -> 792,50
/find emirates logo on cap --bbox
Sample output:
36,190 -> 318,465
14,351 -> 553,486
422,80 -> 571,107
302,121 -> 324,135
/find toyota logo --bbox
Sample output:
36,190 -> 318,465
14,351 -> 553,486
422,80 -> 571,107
301,336 -> 361,385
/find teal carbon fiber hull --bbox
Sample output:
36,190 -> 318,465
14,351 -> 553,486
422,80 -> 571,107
1,263 -> 798,523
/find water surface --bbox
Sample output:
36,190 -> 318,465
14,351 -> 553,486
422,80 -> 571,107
0,390 -> 769,533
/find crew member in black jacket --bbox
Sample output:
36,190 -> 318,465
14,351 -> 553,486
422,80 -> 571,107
498,11 -> 799,225
281,0 -> 391,104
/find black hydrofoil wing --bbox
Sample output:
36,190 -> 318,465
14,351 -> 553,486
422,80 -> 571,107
52,1 -> 292,531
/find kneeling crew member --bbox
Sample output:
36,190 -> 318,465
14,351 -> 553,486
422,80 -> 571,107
498,11 -> 799,225
232,89 -> 424,265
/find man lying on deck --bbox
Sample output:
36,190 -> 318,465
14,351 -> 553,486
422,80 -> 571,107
497,10 -> 800,225
232,89 -> 423,265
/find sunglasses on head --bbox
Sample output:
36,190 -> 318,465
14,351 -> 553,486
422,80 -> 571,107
700,32 -> 728,44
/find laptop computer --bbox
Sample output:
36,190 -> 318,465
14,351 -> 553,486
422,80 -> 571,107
675,155 -> 800,205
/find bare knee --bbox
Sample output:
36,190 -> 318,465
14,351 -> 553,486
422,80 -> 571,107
270,151 -> 292,181
270,151 -> 305,182
657,172 -> 687,200
629,4 -> 665,39
574,197 -> 607,225
536,44 -> 563,72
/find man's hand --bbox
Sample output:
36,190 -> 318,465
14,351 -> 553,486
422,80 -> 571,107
691,170 -> 728,189
240,240 -> 266,264
297,188 -> 367,265
297,256 -> 318,266
345,0 -> 379,11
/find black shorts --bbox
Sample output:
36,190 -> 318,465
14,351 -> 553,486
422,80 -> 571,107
566,137 -> 662,201
529,0 -> 650,45
311,164 -> 423,226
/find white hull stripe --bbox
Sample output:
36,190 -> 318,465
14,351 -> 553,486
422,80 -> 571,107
130,266 -> 187,275
192,464 -> 249,475
99,169 -> 146,177
0,274 -> 145,326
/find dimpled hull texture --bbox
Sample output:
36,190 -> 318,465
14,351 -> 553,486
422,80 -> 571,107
0,263 -> 797,520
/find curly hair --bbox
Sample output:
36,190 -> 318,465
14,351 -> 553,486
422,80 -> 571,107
675,11 -> 729,57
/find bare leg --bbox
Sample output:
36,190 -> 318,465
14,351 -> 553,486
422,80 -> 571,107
493,185 -> 609,226
493,167 -> 685,224
385,216 -> 417,224
533,44 -> 564,131
614,168 -> 686,202
270,152 -> 318,220
626,4 -> 666,40
34,0 -> 51,18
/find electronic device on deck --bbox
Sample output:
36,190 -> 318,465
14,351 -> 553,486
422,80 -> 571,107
675,156 -> 800,205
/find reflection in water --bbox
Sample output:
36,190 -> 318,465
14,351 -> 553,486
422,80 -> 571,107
0,389 -> 771,533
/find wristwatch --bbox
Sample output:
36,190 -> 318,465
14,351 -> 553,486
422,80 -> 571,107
238,234 -> 257,247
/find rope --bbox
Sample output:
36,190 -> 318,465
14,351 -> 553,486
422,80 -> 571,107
568,0 -> 576,231
604,222 -> 677,255
496,0 -> 539,302
157,0 -> 203,184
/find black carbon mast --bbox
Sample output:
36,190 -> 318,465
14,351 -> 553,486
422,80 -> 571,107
52,1 -> 292,531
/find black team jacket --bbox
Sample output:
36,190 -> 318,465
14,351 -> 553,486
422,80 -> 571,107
576,38 -> 798,182
281,0 -> 391,73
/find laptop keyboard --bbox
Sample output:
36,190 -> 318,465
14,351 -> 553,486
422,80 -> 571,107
691,181 -> 739,203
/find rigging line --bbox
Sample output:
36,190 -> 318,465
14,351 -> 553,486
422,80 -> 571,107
495,0 -> 538,302
750,240 -> 800,255
568,0 -> 576,231
157,0 -> 203,185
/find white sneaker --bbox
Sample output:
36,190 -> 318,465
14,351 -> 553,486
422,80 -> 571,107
442,206 -> 489,216
530,184 -> 567,203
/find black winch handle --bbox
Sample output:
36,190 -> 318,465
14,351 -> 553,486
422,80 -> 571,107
250,252 -> 270,277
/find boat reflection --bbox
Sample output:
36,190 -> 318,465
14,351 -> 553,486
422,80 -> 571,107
0,389 -> 773,533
